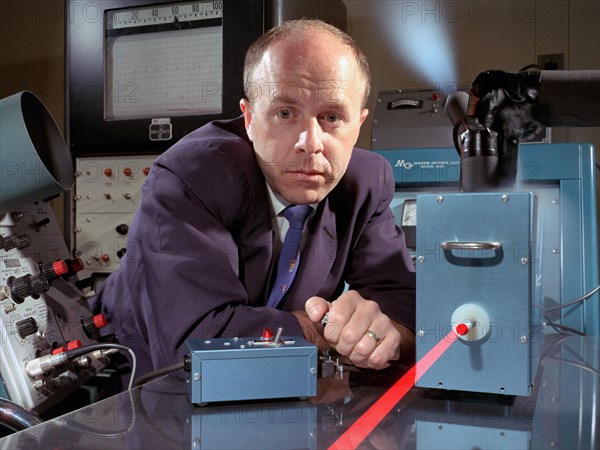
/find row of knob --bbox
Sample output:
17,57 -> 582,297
1,258 -> 84,304
14,313 -> 107,341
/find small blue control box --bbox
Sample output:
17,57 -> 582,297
185,335 -> 318,405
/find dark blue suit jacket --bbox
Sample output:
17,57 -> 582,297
91,117 -> 415,377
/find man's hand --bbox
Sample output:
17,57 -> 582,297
304,290 -> 411,370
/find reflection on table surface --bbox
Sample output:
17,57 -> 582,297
1,335 -> 598,449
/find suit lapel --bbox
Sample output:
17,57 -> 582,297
292,198 -> 338,301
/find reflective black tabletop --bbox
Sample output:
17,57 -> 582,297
1,335 -> 598,449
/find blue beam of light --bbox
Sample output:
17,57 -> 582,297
380,1 -> 458,91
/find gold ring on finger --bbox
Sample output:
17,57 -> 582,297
365,329 -> 381,346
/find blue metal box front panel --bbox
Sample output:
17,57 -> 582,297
185,337 -> 318,404
415,192 -> 536,396
188,402 -> 318,449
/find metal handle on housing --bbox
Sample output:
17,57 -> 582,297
441,241 -> 502,251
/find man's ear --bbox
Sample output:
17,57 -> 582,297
239,98 -> 254,141
359,108 -> 369,126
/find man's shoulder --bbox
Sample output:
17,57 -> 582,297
153,116 -> 258,180
159,116 -> 252,164
344,147 -> 390,183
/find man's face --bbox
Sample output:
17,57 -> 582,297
240,32 -> 369,205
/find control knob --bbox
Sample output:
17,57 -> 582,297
7,274 -> 50,303
81,314 -> 108,340
115,224 -> 129,235
0,234 -> 31,251
16,317 -> 39,339
40,260 -> 69,282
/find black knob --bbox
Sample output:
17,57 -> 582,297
16,317 -> 39,339
7,275 -> 32,304
0,234 -> 31,251
117,248 -> 127,259
7,274 -> 50,303
30,275 -> 50,297
115,224 -> 129,235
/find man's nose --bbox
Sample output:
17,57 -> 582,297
295,118 -> 324,154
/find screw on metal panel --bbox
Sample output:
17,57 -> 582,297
417,256 -> 425,264
551,199 -> 559,205
193,373 -> 201,381
310,367 -> 317,375
436,196 -> 444,203
552,248 -> 560,255
417,330 -> 425,338
501,194 -> 510,202
193,437 -> 201,447
520,257 -> 529,265
520,335 -> 527,343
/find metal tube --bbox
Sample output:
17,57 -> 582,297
0,398 -> 43,432
536,70 -> 600,127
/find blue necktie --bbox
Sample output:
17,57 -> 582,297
266,204 -> 312,308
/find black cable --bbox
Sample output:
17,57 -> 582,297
544,316 -> 587,336
133,362 -> 184,388
64,343 -> 137,391
544,284 -> 600,313
545,356 -> 600,377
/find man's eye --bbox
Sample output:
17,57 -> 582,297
278,110 -> 292,119
325,113 -> 340,122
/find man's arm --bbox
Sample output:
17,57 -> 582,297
109,162 -> 305,372
295,153 -> 416,368
300,292 -> 414,369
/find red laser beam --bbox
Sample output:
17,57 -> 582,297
328,330 -> 459,450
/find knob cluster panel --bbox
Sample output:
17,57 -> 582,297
73,155 -> 156,281
1,200 -> 108,413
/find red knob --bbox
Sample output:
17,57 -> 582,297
261,328 -> 274,340
93,314 -> 107,329
52,260 -> 68,277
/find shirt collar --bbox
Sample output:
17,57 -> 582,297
265,183 -> 318,217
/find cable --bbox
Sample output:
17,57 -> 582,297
543,315 -> 587,336
544,284 -> 600,313
545,356 -> 600,377
65,343 -> 137,391
133,361 -> 184,388
0,398 -> 43,432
